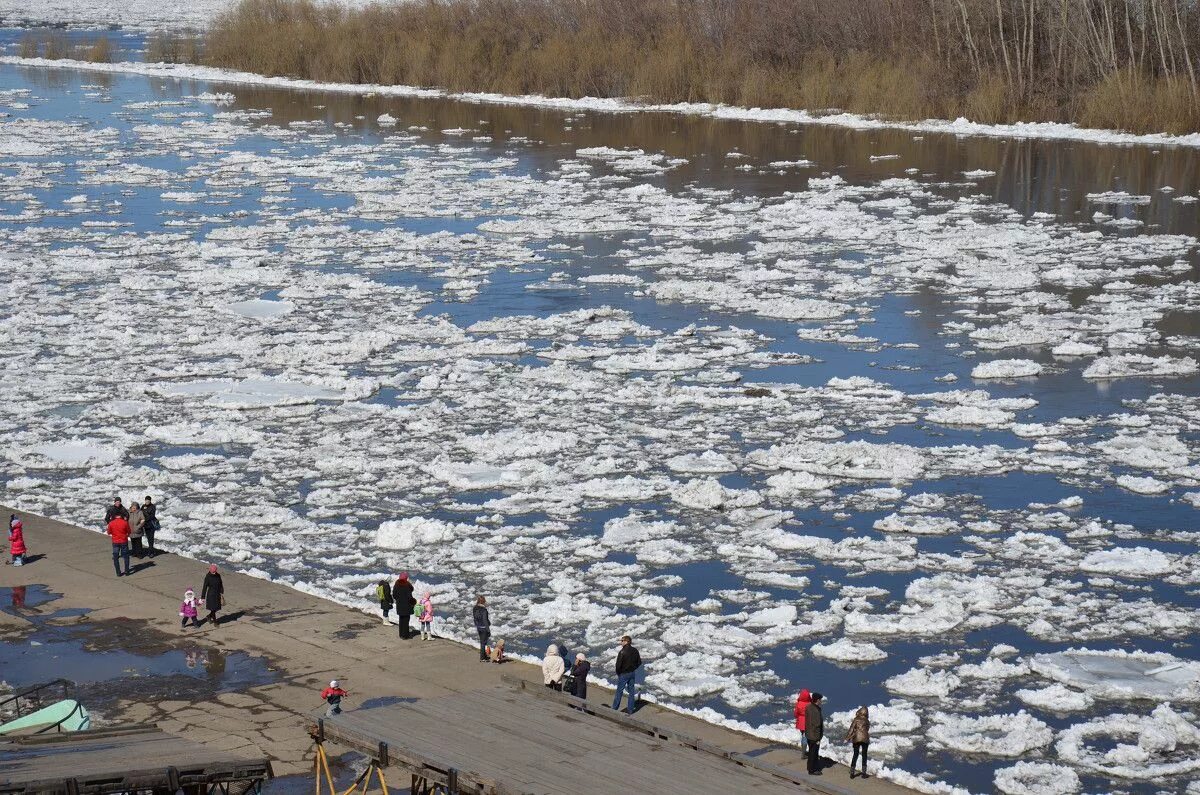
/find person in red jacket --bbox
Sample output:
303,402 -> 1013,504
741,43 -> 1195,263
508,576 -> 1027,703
321,680 -> 348,717
794,688 -> 812,754
106,514 -> 131,577
8,515 -> 26,566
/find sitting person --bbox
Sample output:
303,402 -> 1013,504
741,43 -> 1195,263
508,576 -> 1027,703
488,638 -> 506,663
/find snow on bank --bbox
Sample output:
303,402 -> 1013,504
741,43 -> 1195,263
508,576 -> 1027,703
3,55 -> 1200,149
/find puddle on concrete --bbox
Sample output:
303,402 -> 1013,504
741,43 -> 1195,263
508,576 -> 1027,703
0,585 -> 277,714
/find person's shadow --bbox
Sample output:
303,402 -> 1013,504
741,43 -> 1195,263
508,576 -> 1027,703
19,554 -> 46,565
218,610 -> 246,625
128,561 -> 156,575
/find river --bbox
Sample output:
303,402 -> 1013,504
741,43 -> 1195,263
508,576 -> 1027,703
1,33 -> 1199,795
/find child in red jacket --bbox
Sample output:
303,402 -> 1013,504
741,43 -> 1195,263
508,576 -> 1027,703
321,680 -> 348,716
8,515 -> 26,566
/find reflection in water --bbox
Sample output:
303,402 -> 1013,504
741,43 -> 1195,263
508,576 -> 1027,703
10,585 -> 25,609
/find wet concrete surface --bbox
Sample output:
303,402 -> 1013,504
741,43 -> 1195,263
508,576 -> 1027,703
0,585 -> 277,717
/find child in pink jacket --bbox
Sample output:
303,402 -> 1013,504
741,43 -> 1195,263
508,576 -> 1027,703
180,588 -> 199,629
418,592 -> 434,640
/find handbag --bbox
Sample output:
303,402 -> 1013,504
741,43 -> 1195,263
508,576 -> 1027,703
561,674 -> 576,694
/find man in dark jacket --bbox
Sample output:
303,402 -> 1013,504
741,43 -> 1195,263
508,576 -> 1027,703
472,595 -> 490,661
805,692 -> 825,775
142,495 -> 159,556
392,573 -> 415,639
611,635 -> 641,714
104,496 -> 128,524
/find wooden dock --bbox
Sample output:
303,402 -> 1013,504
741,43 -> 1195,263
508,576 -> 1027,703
0,724 -> 272,793
312,679 -> 851,795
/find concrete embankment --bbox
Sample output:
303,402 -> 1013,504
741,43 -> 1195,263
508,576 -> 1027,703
0,506 -> 910,792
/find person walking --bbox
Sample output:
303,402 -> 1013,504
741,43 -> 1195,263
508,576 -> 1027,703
179,587 -> 199,629
473,595 -> 491,661
201,564 -> 224,626
571,652 -> 591,699
392,573 -> 415,639
793,688 -> 812,754
104,496 -> 128,524
542,644 -> 566,691
376,579 -> 393,625
128,501 -> 146,558
142,495 -> 159,556
805,692 -> 825,775
8,515 -> 26,566
418,591 -> 434,640
321,680 -> 348,717
846,706 -> 870,779
106,512 -> 131,576
611,635 -> 641,714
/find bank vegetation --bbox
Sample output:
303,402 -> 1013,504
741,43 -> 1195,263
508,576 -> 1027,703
181,0 -> 1200,133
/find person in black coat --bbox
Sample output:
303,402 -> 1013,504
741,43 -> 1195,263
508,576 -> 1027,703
473,595 -> 490,661
142,495 -> 159,556
201,564 -> 224,626
104,497 -> 128,524
611,635 -> 641,714
571,653 -> 591,699
392,572 -> 415,639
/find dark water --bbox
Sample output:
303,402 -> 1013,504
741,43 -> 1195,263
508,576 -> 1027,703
0,29 -> 1198,795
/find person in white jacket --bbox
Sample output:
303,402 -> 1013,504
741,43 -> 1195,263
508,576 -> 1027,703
542,643 -> 565,691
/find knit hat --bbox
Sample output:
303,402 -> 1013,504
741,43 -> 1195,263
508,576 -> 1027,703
330,680 -> 339,688
399,572 -> 409,580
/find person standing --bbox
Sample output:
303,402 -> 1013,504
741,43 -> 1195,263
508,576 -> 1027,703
142,495 -> 159,556
846,706 -> 870,779
201,564 -> 224,626
418,591 -> 434,640
473,595 -> 491,661
571,652 -> 591,699
392,572 -> 415,639
542,644 -> 565,691
805,692 -> 825,775
180,588 -> 199,629
611,635 -> 641,714
376,579 -> 394,625
106,512 -> 131,576
8,515 -> 26,566
128,501 -> 146,558
793,689 -> 812,754
104,496 -> 128,524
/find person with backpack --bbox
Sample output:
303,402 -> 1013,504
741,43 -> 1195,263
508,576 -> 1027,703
376,579 -> 393,624
321,680 -> 348,717
418,592 -> 434,640
793,689 -> 812,753
473,595 -> 491,661
8,515 -> 26,566
392,572 -> 415,639
846,706 -> 870,779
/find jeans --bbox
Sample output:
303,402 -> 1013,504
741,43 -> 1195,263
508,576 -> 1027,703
477,628 -> 490,659
612,672 -> 636,714
800,733 -> 808,754
325,703 -> 341,717
806,738 -> 821,774
111,542 -> 130,575
851,741 -> 868,774
421,620 -> 432,635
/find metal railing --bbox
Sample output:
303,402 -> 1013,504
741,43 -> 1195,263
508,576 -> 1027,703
0,678 -> 72,719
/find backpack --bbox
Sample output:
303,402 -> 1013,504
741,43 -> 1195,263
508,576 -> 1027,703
413,602 -> 423,618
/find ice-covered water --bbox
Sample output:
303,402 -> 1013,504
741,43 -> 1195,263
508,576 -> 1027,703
1,50 -> 1199,794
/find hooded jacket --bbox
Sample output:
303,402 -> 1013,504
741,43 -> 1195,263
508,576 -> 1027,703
542,645 -> 565,685
419,594 -> 433,622
8,520 -> 25,556
180,590 -> 198,618
392,577 -> 415,610
846,707 -> 870,744
793,689 -> 812,731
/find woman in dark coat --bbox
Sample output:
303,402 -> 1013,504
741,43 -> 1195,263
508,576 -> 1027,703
201,564 -> 224,626
392,572 -> 415,639
570,653 -> 591,699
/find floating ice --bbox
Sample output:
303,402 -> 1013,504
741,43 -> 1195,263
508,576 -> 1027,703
970,359 -> 1043,379
1030,649 -> 1200,701
993,762 -> 1080,795
225,299 -> 296,319
928,711 -> 1053,756
811,637 -> 888,662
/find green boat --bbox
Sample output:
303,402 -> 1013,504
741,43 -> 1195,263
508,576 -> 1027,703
0,698 -> 90,735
